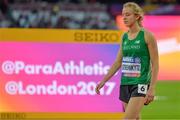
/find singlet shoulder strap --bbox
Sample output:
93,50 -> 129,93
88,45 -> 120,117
122,32 -> 128,41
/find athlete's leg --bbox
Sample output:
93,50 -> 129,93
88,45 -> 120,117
122,101 -> 128,112
136,114 -> 141,120
122,101 -> 141,120
123,97 -> 145,119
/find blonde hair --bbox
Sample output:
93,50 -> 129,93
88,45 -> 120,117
123,2 -> 144,27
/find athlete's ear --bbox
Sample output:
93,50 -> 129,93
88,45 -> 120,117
135,14 -> 141,20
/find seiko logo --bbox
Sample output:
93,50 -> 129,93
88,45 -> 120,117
74,32 -> 119,43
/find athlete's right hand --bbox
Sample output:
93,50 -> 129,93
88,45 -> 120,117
95,81 -> 106,95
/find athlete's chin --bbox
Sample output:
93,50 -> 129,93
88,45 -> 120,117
124,24 -> 130,27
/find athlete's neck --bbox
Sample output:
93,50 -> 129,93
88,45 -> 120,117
128,23 -> 141,34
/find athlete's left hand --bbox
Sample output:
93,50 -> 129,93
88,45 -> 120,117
144,87 -> 155,105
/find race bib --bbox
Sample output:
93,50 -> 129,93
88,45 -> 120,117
122,57 -> 141,77
138,84 -> 148,94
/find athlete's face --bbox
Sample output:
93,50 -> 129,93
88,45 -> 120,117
122,7 -> 139,27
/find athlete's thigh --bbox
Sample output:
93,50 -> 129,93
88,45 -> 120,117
124,97 -> 145,119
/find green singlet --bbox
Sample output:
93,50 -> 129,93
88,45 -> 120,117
121,29 -> 151,85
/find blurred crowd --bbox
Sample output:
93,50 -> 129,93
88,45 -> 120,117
0,0 -> 117,29
0,0 -> 180,29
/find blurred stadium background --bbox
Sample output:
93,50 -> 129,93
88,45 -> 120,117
1,0 -> 180,29
0,0 -> 180,119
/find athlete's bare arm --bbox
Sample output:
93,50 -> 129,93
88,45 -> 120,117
95,34 -> 124,94
144,30 -> 159,104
